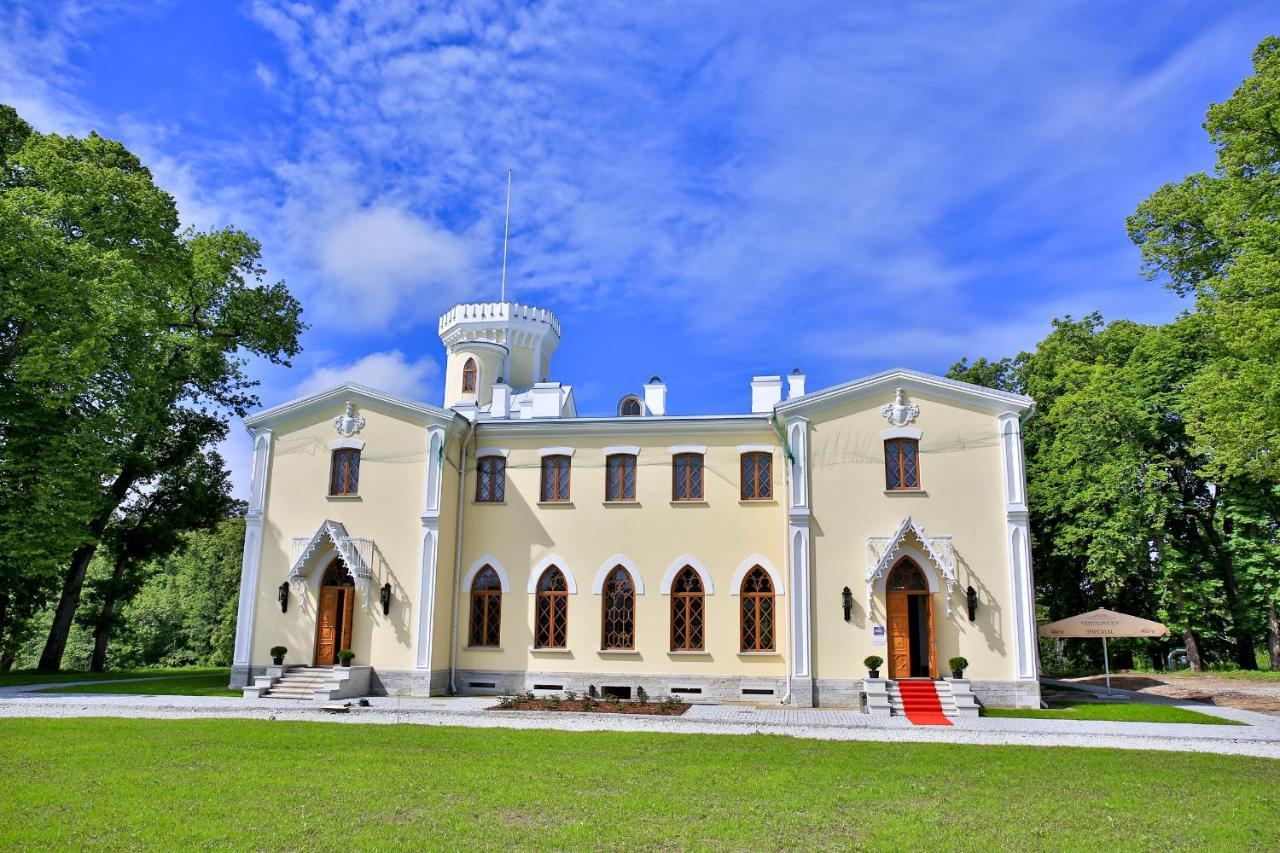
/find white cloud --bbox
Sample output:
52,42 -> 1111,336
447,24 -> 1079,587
316,206 -> 476,326
254,62 -> 278,90
293,350 -> 439,400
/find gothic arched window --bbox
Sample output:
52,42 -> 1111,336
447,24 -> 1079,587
534,567 -> 568,648
601,567 -> 636,649
468,566 -> 502,647
740,567 -> 775,652
462,357 -> 478,393
670,567 -> 704,651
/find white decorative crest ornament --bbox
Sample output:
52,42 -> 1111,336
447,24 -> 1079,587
880,388 -> 919,427
333,402 -> 365,437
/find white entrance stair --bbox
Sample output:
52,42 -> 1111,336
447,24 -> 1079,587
863,678 -> 980,718
242,665 -> 372,701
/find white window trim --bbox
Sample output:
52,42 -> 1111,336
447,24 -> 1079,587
475,447 -> 509,458
462,555 -> 511,594
730,554 -> 785,595
592,554 -> 646,595
669,445 -> 707,456
539,447 -> 575,458
528,554 -> 579,594
660,555 -> 715,595
736,444 -> 774,454
880,427 -> 922,441
330,438 -> 365,450
603,445 -> 640,457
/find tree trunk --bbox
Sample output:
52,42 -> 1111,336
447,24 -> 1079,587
1184,630 -> 1204,671
0,645 -> 13,672
37,542 -> 97,671
89,554 -> 129,673
37,460 -> 140,672
1268,599 -> 1280,671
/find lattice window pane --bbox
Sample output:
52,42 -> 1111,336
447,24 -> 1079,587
602,568 -> 635,649
902,442 -> 918,488
622,457 -> 636,499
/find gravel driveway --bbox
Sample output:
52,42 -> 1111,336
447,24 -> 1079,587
1065,673 -> 1280,716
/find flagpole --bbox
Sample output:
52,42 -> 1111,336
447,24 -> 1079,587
500,168 -> 512,303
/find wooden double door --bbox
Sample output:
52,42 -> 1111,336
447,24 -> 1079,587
886,558 -> 937,679
315,558 -> 355,666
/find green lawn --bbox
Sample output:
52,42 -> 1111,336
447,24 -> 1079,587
985,699 -> 1242,725
0,667 -> 226,688
2,718 -> 1277,849
43,671 -> 238,697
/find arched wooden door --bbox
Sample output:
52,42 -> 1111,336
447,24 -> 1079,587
315,558 -> 355,665
886,558 -> 937,679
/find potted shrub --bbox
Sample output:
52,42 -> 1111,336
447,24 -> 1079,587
269,646 -> 287,666
948,656 -> 969,679
338,649 -> 355,667
864,655 -> 884,679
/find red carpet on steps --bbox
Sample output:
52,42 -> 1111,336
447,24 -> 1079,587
896,680 -> 952,726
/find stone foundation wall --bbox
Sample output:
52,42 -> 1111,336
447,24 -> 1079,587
456,669 -> 789,704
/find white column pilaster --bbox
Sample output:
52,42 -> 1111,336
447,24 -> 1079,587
414,427 -> 447,682
232,428 -> 272,670
786,416 -> 814,705
998,412 -> 1038,682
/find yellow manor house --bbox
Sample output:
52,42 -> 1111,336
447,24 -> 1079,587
230,301 -> 1041,711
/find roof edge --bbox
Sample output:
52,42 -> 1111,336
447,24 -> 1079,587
244,382 -> 459,429
777,367 -> 1034,416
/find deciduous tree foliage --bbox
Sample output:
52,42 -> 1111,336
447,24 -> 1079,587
950,37 -> 1280,670
0,104 -> 303,670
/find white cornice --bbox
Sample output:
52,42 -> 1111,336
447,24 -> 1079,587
777,368 -> 1034,417
244,383 -> 460,430
477,414 -> 772,438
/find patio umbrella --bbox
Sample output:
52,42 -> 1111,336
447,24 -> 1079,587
1038,608 -> 1170,694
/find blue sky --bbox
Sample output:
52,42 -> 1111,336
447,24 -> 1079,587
3,1 -> 1278,496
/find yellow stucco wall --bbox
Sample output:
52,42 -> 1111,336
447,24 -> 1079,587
241,381 -> 1028,698
249,400 -> 452,671
804,389 -> 1017,682
454,430 -> 788,679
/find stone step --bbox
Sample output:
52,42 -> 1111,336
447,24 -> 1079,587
265,689 -> 326,699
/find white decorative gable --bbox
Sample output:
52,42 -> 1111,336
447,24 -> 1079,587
289,520 -> 376,612
866,516 -> 957,617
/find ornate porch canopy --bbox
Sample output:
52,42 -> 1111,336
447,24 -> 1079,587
288,519 -> 375,613
865,516 -> 957,617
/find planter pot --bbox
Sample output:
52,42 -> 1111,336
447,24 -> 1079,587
951,670 -> 965,679
341,659 -> 352,667
867,669 -> 880,679
272,656 -> 284,666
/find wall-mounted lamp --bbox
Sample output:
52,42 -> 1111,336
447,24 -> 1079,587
380,582 -> 393,616
841,586 -> 853,622
277,582 -> 289,613
966,586 -> 978,622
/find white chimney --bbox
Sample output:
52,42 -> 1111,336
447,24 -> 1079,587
491,380 -> 511,419
644,376 -> 667,416
787,369 -> 806,399
530,382 -> 563,418
751,376 -> 783,413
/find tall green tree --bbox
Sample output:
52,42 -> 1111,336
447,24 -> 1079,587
1128,35 -> 1280,665
0,104 -> 303,670
84,434 -> 232,672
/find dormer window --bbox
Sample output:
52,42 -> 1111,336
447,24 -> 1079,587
462,357 -> 478,393
618,395 -> 643,417
329,448 -> 360,496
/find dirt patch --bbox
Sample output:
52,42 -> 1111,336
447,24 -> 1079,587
1065,673 -> 1280,717
489,698 -> 690,716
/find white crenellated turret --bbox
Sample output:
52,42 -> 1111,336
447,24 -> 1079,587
438,301 -> 562,411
